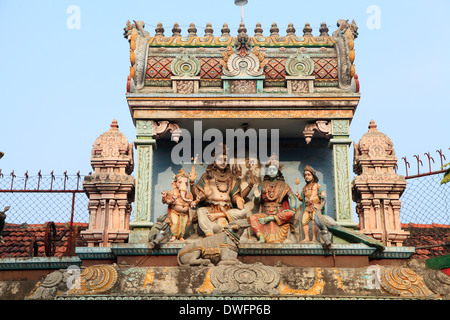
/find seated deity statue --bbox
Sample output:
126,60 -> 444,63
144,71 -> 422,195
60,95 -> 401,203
249,155 -> 297,243
189,144 -> 249,237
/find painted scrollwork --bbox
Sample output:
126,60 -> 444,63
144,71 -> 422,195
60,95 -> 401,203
210,264 -> 281,295
26,269 -> 71,300
377,266 -> 436,298
170,50 -> 201,77
423,269 -> 450,297
285,52 -> 315,77
124,20 -> 150,92
222,45 -> 266,77
333,19 -> 358,90
69,265 -> 118,295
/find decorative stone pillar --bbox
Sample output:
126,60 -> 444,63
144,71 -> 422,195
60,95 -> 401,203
130,120 -> 156,243
81,120 -> 135,247
328,119 -> 357,229
352,120 -> 409,247
130,120 -> 180,243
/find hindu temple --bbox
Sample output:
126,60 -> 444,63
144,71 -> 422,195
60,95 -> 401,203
1,14 -> 449,302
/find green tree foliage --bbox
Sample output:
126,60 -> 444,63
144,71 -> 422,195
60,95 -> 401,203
441,163 -> 450,185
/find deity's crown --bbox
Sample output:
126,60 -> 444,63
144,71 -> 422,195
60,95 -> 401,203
265,153 -> 284,171
174,168 -> 189,180
304,165 -> 316,175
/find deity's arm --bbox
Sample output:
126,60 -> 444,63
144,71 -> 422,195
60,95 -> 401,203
229,180 -> 245,210
162,190 -> 175,205
230,179 -> 242,204
190,181 -> 197,198
318,187 -> 326,211
295,191 -> 304,202
287,192 -> 297,211
192,173 -> 207,201
240,182 -> 253,199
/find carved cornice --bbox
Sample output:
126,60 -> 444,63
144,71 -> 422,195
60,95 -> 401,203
136,120 -> 181,142
303,120 -> 331,144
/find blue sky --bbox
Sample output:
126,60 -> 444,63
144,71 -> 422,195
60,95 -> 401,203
0,0 -> 449,179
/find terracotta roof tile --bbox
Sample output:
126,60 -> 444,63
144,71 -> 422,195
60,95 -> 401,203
0,222 -> 88,258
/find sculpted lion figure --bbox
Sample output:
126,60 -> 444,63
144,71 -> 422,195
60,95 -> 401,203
176,219 -> 250,267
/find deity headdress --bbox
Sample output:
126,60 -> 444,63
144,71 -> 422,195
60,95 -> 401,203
212,142 -> 229,158
304,165 -> 319,183
265,153 -> 284,171
174,168 -> 189,181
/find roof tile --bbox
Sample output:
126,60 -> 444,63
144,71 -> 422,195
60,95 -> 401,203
0,222 -> 88,258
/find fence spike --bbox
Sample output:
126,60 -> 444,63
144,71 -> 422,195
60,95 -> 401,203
413,155 -> 423,176
50,170 -> 55,190
63,171 -> 68,190
402,157 -> 410,177
37,170 -> 42,190
10,170 -> 16,190
424,152 -> 435,173
24,170 -> 29,190
76,171 -> 81,190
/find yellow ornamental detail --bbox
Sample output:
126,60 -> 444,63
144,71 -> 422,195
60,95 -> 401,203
349,50 -> 355,64
130,50 -> 135,66
197,268 -> 215,294
143,270 -> 154,288
351,65 -> 356,78
68,265 -> 118,295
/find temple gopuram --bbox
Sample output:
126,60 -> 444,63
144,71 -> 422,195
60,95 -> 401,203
1,17 -> 449,303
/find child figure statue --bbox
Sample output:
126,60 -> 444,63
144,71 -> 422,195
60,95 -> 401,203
295,165 -> 326,242
162,168 -> 194,242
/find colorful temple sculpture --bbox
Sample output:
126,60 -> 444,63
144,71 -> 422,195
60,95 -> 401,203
3,18 -> 448,302
81,120 -> 135,247
122,19 -> 362,246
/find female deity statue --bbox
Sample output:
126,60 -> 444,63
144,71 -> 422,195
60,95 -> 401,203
295,165 -> 326,242
249,155 -> 297,243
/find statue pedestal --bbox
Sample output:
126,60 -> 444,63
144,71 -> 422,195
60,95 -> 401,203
75,243 -> 415,268
56,250 -> 442,301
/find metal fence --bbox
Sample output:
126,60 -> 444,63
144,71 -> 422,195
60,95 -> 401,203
0,170 -> 89,225
397,149 -> 450,258
398,149 -> 450,225
400,173 -> 449,225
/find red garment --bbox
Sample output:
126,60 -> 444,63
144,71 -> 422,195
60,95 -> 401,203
249,179 -> 294,243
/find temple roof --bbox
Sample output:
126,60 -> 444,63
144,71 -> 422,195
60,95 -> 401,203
124,20 -> 359,94
123,20 -> 360,125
